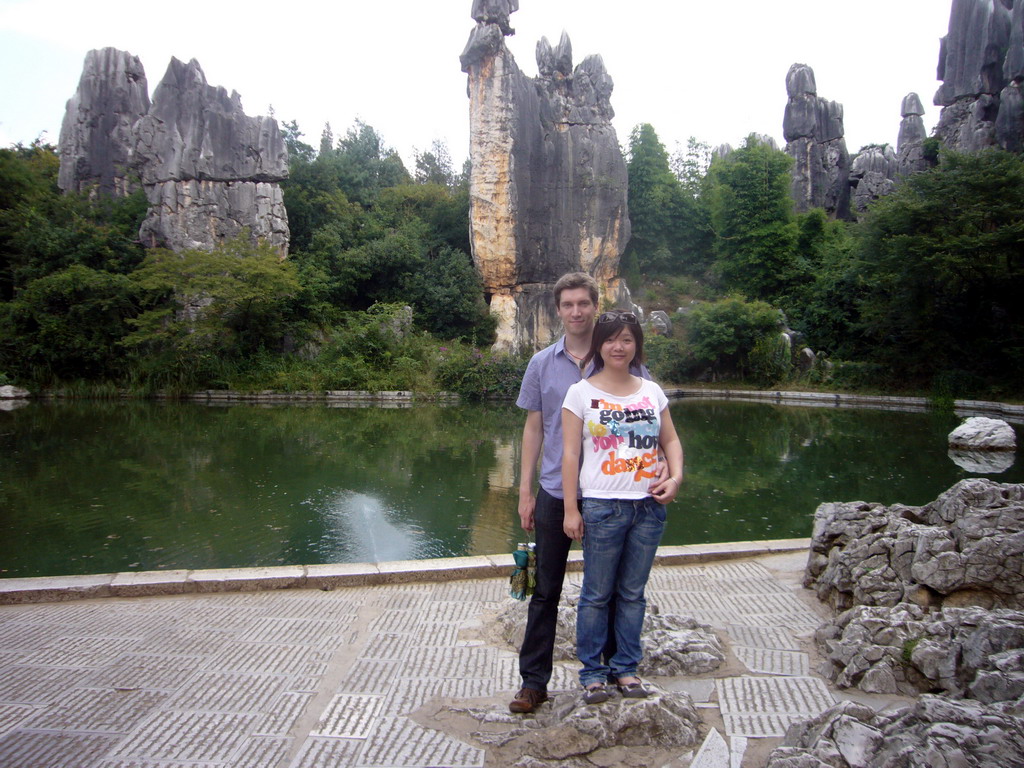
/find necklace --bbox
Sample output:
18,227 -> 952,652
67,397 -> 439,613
565,347 -> 583,361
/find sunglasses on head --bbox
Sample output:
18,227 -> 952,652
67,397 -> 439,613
597,311 -> 638,325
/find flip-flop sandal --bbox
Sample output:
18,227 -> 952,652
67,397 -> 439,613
617,680 -> 651,698
582,683 -> 611,705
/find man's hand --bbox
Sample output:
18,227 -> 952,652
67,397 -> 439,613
651,476 -> 680,504
518,410 -> 542,532
563,508 -> 584,541
518,493 -> 536,532
647,454 -> 675,501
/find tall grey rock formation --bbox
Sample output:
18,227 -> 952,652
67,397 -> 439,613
896,92 -> 930,176
849,145 -> 897,215
461,1 -> 631,352
999,0 -> 1024,152
933,0 -> 1023,153
57,48 -> 150,196
132,57 -> 290,254
783,63 -> 851,219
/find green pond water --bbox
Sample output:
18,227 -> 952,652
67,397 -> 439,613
1,398 -> 1021,579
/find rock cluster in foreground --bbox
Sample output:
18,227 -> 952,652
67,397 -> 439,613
492,584 -> 725,677
436,684 -> 701,768
766,696 -> 1024,768
817,603 -> 1024,700
804,478 -> 1024,612
766,478 -> 1024,767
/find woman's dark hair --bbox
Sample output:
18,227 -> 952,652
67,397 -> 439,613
582,310 -> 645,372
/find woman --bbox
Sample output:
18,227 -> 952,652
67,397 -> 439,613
561,310 -> 684,703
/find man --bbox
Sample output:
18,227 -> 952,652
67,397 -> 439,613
509,272 -> 670,713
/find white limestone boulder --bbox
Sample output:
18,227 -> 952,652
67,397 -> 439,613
948,416 -> 1017,451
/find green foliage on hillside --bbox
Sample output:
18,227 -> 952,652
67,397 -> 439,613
630,125 -> 1024,398
852,150 -> 1024,388
0,125 -> 496,394
2,119 -> 1022,400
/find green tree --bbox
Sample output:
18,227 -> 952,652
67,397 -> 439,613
282,160 -> 366,255
623,123 -> 681,274
706,136 -> 799,301
402,246 -> 494,344
0,141 -> 58,210
0,143 -> 146,300
319,122 -> 334,157
671,137 -> 712,197
333,120 -> 411,205
373,183 -> 471,255
280,119 -> 315,164
785,215 -> 860,358
852,149 -> 1024,389
624,126 -> 715,276
414,140 -> 457,188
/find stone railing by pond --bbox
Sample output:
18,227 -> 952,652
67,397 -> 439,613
5,385 -> 1024,423
169,390 -> 459,406
665,387 -> 1024,424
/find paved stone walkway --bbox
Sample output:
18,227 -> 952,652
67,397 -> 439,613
0,545 -> 910,767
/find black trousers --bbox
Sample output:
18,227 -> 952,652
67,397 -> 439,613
518,488 -> 615,690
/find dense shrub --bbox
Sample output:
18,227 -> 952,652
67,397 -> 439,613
748,333 -> 793,387
828,361 -> 890,392
435,346 -> 527,400
644,334 -> 693,385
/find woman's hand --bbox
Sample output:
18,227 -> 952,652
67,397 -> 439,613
563,507 -> 584,541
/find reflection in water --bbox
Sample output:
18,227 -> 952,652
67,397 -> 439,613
948,449 -> 1017,474
472,438 -> 521,556
318,491 -> 425,563
487,440 -> 518,491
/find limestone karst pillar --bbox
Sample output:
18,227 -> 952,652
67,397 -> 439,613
461,1 -> 631,352
783,63 -> 851,219
57,47 -> 150,197
896,92 -> 929,177
131,57 -> 290,255
933,0 -> 1013,152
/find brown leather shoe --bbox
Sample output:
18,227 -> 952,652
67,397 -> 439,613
509,687 -> 548,713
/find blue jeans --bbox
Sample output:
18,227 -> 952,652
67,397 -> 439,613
577,496 -> 666,687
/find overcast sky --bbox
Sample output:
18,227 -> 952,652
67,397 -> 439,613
1,0 -> 953,169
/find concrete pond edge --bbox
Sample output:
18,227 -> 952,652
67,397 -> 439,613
0,538 -> 811,605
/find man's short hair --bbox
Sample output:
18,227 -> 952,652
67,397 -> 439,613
552,272 -> 599,308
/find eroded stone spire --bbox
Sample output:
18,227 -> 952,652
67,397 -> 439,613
461,1 -> 630,352
57,48 -> 150,197
783,63 -> 851,218
131,57 -> 290,254
933,0 -> 1013,152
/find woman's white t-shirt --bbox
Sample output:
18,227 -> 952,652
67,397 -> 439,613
562,377 -> 669,500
